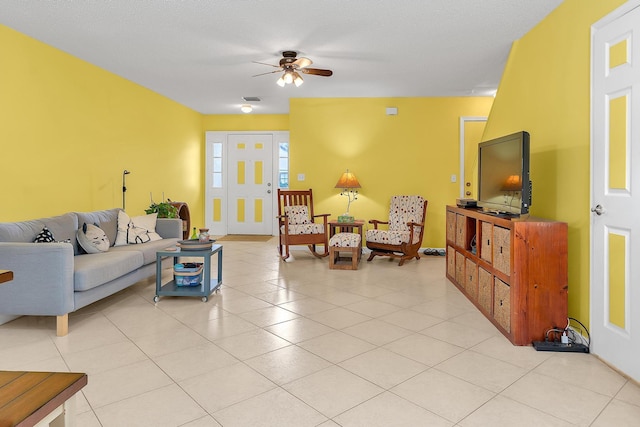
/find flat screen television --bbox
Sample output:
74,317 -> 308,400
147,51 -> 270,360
477,131 -> 531,216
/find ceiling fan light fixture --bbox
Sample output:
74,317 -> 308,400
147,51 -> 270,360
240,104 -> 252,113
276,75 -> 285,87
283,71 -> 294,85
293,72 -> 304,87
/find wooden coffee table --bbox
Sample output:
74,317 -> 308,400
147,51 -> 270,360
0,370 -> 87,426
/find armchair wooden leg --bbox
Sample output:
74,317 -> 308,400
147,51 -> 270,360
57,314 -> 69,336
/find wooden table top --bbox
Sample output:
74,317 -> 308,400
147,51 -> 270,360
0,271 -> 13,285
0,371 -> 87,427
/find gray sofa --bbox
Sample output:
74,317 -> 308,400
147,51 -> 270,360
0,208 -> 181,335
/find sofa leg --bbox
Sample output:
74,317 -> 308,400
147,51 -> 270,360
57,314 -> 69,336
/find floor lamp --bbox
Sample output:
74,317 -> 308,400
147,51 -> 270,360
122,170 -> 130,211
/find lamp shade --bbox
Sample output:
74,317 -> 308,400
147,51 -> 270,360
335,170 -> 361,189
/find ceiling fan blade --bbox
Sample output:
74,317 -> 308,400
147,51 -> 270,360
252,61 -> 281,68
301,68 -> 333,77
293,57 -> 312,68
252,69 -> 283,77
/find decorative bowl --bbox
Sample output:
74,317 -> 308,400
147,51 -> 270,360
177,239 -> 215,251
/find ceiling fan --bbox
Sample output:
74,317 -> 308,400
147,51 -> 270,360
253,51 -> 333,87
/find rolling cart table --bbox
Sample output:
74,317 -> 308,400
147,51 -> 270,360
154,244 -> 223,302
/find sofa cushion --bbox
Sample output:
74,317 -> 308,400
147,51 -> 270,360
111,237 -> 180,265
0,212 -> 79,254
74,251 -> 144,291
77,223 -> 110,254
75,208 -> 120,247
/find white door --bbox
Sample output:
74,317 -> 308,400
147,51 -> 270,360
591,1 -> 640,382
227,134 -> 273,235
459,116 -> 487,198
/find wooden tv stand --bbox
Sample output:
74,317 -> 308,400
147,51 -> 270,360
445,206 -> 568,345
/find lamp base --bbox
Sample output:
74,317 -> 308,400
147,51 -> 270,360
338,215 -> 355,223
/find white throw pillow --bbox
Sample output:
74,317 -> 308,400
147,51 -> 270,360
115,211 -> 162,246
77,223 -> 110,253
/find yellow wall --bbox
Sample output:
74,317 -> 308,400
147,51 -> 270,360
0,24 -> 204,225
289,97 -> 493,247
483,0 -> 627,323
202,115 -> 288,131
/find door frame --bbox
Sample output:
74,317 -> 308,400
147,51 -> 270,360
459,116 -> 488,198
205,131 -> 288,236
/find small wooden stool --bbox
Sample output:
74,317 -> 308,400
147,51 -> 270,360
329,233 -> 361,270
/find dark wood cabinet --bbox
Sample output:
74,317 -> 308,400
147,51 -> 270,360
170,202 -> 191,240
445,206 -> 568,345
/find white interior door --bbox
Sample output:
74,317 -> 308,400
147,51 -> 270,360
459,116 -> 487,198
591,1 -> 640,382
227,134 -> 273,235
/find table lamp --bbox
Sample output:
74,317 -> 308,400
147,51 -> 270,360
335,169 -> 361,223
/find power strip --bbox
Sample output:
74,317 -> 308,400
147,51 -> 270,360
533,341 -> 589,353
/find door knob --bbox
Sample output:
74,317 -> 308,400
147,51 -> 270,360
591,204 -> 604,215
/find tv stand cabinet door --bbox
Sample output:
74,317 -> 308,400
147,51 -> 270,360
480,221 -> 493,264
493,226 -> 511,276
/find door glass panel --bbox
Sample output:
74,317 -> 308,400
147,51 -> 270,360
608,231 -> 626,328
279,142 -> 289,189
608,94 -> 628,190
212,142 -> 223,189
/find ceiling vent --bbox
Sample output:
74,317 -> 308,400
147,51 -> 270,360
242,96 -> 261,102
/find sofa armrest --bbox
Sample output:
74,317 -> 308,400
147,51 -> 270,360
0,242 -> 75,316
156,218 -> 182,239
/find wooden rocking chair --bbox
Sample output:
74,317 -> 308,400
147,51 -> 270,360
366,195 -> 428,266
277,189 -> 330,261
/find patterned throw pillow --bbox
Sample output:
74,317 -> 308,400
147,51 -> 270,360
33,226 -> 72,244
284,205 -> 310,225
33,226 -> 55,243
76,223 -> 110,254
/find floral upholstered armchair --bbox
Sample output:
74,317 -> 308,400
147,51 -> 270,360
277,189 -> 329,261
366,195 -> 428,266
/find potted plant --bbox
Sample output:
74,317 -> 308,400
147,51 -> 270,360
145,201 -> 178,218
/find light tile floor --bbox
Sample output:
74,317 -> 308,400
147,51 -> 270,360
2,238 -> 640,426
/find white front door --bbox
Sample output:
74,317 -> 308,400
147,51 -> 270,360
205,131 -> 287,237
227,134 -> 273,235
591,1 -> 640,382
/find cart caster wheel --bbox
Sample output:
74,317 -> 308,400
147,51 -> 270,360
153,296 -> 159,303
202,296 -> 208,302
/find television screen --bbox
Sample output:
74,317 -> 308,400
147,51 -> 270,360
477,131 -> 531,216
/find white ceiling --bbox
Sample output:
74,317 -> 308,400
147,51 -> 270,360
0,0 -> 562,115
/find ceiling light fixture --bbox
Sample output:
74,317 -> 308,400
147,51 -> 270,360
276,67 -> 304,87
240,104 -> 252,113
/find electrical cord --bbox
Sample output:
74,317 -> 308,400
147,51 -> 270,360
568,317 -> 591,348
